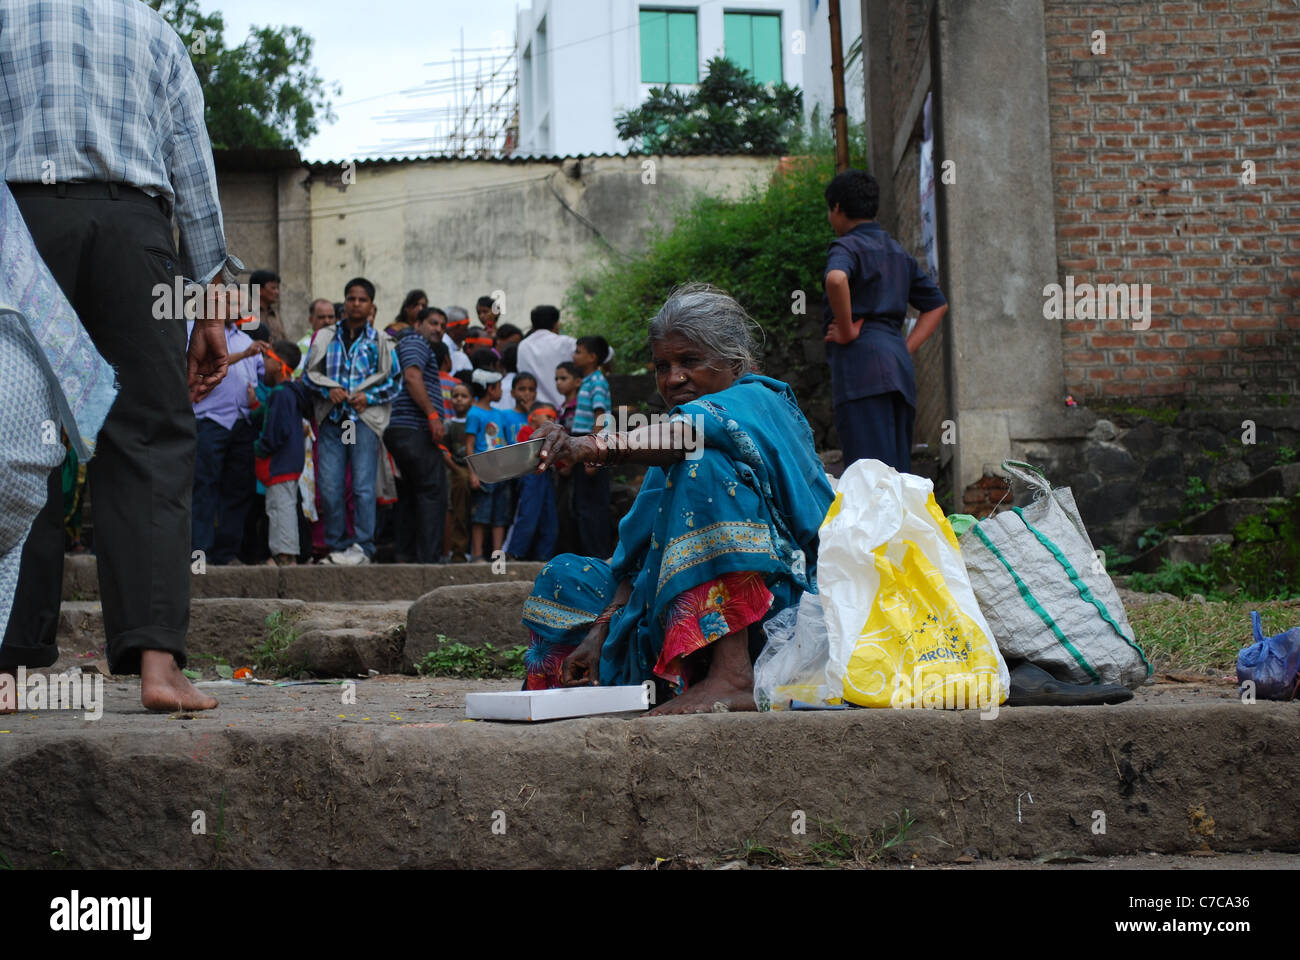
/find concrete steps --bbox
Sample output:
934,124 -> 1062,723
1178,497 -> 1289,537
60,555 -> 545,602
1129,534 -> 1233,574
56,561 -> 544,678
1229,462 -> 1300,499
0,678 -> 1294,869
56,598 -> 413,673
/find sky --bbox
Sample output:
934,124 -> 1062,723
211,0 -> 523,161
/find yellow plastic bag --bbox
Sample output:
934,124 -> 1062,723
818,459 -> 1008,710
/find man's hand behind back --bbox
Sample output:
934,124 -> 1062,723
188,320 -> 228,402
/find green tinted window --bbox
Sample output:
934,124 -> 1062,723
640,9 -> 698,84
724,12 -> 782,84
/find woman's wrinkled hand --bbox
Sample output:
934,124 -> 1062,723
535,421 -> 595,471
561,620 -> 611,686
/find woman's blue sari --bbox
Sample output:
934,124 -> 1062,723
522,374 -> 833,687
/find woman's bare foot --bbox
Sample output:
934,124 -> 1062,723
0,669 -> 16,714
140,649 -> 218,712
649,629 -> 757,716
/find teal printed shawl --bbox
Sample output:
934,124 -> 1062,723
522,374 -> 833,687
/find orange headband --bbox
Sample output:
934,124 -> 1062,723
265,348 -> 293,379
447,317 -> 470,328
532,406 -> 558,419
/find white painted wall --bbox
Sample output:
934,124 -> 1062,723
516,0 -> 804,157
799,0 -> 864,127
303,154 -> 778,339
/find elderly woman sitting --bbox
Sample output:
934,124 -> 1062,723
523,285 -> 834,714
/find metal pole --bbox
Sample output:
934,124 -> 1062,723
828,0 -> 850,171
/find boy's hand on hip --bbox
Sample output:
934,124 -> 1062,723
824,318 -> 864,345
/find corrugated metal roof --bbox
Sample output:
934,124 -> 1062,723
212,148 -> 304,170
302,151 -> 782,170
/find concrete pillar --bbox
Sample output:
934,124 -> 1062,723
276,167 -> 314,340
932,0 -> 1067,492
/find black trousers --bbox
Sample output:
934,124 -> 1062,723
191,416 -> 257,565
834,391 -> 914,474
383,425 -> 446,563
572,465 -> 612,559
0,184 -> 193,674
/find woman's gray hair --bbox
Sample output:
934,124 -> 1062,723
647,283 -> 765,373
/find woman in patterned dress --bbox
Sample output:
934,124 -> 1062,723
521,284 -> 834,714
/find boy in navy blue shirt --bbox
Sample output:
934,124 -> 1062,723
823,169 -> 948,474
253,341 -> 312,565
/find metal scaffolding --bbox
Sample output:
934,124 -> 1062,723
367,33 -> 519,159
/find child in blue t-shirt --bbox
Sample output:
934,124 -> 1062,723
572,337 -> 611,434
465,369 -> 512,562
570,335 -> 613,558
500,371 -> 536,443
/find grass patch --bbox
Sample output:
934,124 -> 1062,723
254,610 -> 302,676
1128,599 -> 1300,674
741,811 -> 915,868
415,636 -> 529,679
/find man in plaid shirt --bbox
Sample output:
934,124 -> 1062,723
304,278 -> 401,565
0,0 -> 242,713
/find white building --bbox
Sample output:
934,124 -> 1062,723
799,0 -> 864,128
515,0 -> 805,157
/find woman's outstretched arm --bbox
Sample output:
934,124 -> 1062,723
535,419 -> 700,470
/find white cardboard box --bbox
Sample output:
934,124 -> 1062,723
465,685 -> 649,721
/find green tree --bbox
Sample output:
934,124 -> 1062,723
615,56 -> 803,155
145,0 -> 337,150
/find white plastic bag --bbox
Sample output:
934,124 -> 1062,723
755,592 -> 832,711
818,459 -> 1009,709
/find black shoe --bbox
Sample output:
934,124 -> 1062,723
1007,662 -> 1134,707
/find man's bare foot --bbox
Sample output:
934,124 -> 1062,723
0,669 -> 16,714
140,649 -> 218,712
648,629 -> 757,716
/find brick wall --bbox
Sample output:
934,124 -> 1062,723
1043,0 -> 1300,402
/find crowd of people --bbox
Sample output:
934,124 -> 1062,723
182,277 -> 618,567
3,0 -> 946,717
